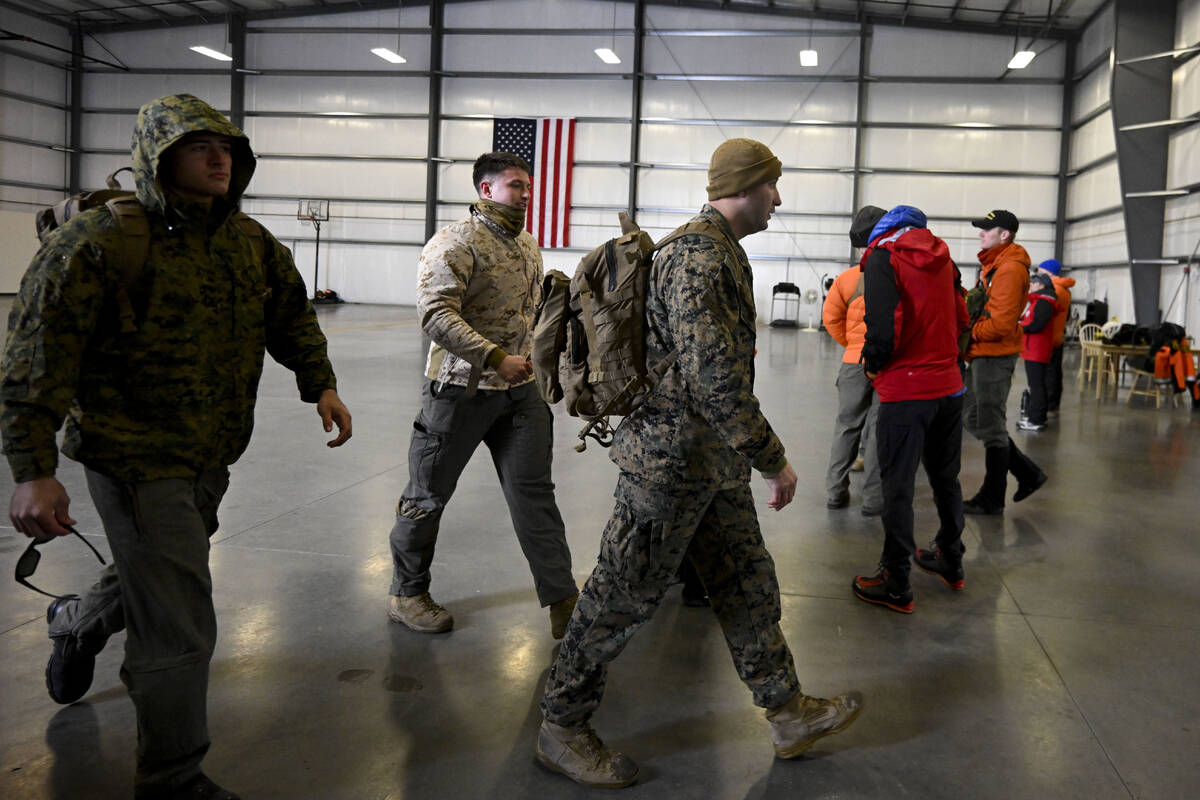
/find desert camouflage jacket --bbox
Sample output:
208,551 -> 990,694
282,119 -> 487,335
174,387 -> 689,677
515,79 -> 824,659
611,205 -> 787,489
0,93 -> 335,483
418,205 -> 541,391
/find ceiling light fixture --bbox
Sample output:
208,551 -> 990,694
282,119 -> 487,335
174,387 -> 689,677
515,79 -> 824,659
1007,50 -> 1036,69
372,2 -> 407,65
799,0 -> 818,67
190,46 -> 232,62
371,47 -> 406,64
597,2 -> 621,64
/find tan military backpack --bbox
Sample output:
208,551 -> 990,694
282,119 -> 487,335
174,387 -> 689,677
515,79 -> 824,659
532,211 -> 737,451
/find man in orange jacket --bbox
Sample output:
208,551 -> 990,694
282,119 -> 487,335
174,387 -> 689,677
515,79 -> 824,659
1036,258 -> 1076,416
822,205 -> 886,515
962,210 -> 1046,515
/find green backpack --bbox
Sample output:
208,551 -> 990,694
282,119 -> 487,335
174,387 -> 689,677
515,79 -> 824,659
35,167 -> 264,333
532,212 -> 737,451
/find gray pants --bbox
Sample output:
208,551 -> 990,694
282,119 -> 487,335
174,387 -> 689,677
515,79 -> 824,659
824,362 -> 882,509
389,379 -> 575,606
49,467 -> 229,793
963,354 -> 1017,449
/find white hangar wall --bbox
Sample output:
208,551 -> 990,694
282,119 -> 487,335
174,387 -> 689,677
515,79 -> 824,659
2,0 -> 1198,326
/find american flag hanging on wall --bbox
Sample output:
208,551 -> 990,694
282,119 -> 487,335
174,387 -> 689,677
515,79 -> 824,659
491,117 -> 576,248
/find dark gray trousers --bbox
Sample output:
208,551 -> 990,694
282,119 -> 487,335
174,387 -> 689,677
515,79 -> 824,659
963,354 -> 1018,449
389,379 -> 575,606
49,467 -> 229,793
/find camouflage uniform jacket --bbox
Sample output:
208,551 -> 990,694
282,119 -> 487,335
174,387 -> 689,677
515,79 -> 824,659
610,205 -> 787,489
418,205 -> 541,391
0,93 -> 335,483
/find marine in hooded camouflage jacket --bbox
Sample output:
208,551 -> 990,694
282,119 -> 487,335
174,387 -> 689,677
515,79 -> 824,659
610,204 -> 787,489
1,93 -> 336,484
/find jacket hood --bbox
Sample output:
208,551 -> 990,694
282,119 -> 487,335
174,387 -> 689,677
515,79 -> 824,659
1052,275 -> 1076,289
978,241 -> 1030,270
887,227 -> 952,271
868,205 -> 927,244
131,94 -> 255,213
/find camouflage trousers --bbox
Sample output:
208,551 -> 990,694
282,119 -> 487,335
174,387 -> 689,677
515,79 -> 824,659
540,472 -> 800,728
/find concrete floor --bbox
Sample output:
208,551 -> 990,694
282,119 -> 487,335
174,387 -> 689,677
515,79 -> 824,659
1,301 -> 1197,800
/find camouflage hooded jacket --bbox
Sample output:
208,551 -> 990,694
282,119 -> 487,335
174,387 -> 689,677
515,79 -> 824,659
0,94 -> 336,483
610,205 -> 787,489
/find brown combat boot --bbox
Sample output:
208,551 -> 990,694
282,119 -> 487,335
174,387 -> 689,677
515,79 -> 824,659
766,691 -> 865,758
535,719 -> 639,789
548,591 -> 578,639
387,593 -> 452,633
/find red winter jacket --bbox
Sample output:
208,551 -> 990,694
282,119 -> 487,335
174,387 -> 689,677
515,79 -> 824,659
861,226 -> 968,403
1020,288 -> 1059,364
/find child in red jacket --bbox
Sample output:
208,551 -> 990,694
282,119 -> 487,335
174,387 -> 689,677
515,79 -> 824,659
1018,273 -> 1060,431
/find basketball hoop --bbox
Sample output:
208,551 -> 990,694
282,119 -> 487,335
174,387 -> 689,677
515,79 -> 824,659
297,199 -> 330,300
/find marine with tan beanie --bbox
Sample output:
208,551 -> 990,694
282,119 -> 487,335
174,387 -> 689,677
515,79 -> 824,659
535,137 -> 864,789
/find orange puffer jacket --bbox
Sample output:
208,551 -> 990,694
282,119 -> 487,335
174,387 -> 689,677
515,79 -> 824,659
822,265 -> 866,364
1051,274 -> 1076,346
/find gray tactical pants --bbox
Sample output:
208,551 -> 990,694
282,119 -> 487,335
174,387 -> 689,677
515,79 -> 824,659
540,472 -> 801,728
824,362 -> 883,508
49,467 -> 229,794
389,379 -> 575,606
963,354 -> 1018,449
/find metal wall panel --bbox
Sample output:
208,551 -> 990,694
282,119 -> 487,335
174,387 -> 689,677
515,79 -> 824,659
640,123 -> 854,168
870,27 -> 1065,80
864,128 -> 1061,173
85,25 -> 228,68
244,117 -> 429,158
441,77 -> 630,117
82,74 -> 231,109
867,83 -> 1062,126
245,76 -> 430,114
1064,210 -> 1129,264
1069,111 -> 1116,169
445,0 -> 633,28
249,33 -> 432,71
1067,160 -> 1122,218
1072,65 -> 1111,122
642,80 -> 858,122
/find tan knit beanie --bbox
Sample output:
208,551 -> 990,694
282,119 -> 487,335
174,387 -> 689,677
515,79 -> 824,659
706,138 -> 783,200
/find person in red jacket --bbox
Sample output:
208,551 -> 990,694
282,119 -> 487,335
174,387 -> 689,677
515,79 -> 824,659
1017,273 -> 1060,432
822,205 -> 886,515
1037,259 -> 1075,416
851,205 -> 968,614
962,210 -> 1045,515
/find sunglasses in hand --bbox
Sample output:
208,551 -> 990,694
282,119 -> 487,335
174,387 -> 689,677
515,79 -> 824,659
14,524 -> 107,600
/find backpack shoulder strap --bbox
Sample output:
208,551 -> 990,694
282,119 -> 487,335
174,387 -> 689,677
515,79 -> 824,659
104,197 -> 150,334
654,219 -> 739,263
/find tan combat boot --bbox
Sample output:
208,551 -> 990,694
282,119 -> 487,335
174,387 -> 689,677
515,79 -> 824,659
548,591 -> 579,640
387,593 -> 452,633
536,719 -> 639,789
766,690 -> 864,758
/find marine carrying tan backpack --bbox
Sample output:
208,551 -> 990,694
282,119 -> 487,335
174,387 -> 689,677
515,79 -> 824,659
532,211 -> 737,451
35,167 -> 265,333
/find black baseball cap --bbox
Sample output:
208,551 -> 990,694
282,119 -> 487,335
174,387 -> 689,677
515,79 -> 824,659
971,209 -> 1019,234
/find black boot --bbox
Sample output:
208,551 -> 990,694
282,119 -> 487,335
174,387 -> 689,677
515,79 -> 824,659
964,446 -> 1008,515
1008,437 -> 1047,502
